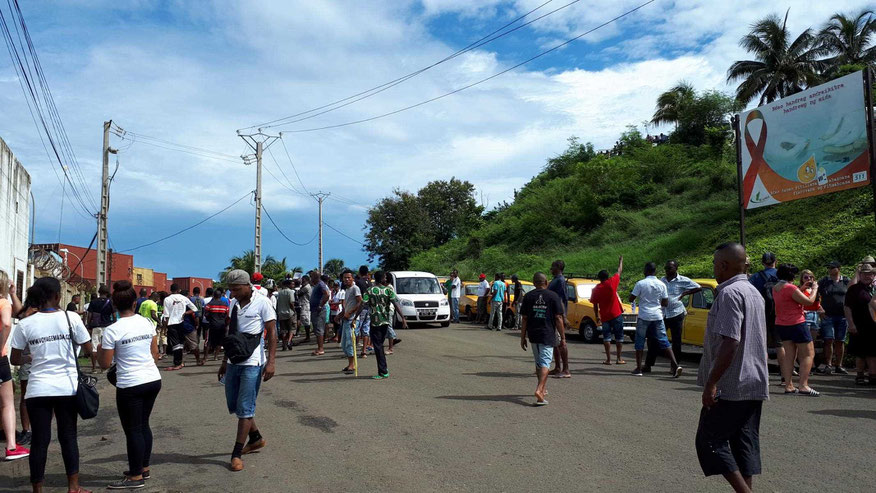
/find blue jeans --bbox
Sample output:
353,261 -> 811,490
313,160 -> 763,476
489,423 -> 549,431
820,316 -> 848,342
531,343 -> 554,368
635,318 -> 671,351
356,307 -> 370,337
341,319 -> 355,357
602,315 -> 625,343
488,301 -> 503,329
450,297 -> 460,322
224,364 -> 263,419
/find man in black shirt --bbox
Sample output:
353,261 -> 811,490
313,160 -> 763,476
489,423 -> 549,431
511,275 -> 523,330
844,263 -> 876,385
817,261 -> 850,374
520,272 -> 566,406
65,294 -> 82,315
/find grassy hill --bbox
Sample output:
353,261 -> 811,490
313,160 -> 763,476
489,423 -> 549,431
409,140 -> 876,294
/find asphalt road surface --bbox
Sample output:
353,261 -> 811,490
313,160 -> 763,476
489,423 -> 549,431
3,322 -> 874,492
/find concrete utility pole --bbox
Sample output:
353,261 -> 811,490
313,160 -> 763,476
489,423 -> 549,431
96,120 -> 117,288
238,130 -> 280,273
312,192 -> 330,273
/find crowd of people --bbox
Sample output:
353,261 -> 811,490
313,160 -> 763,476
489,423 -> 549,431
1,245 -> 875,492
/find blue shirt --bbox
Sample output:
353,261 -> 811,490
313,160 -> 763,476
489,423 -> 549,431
661,275 -> 701,318
547,275 -> 568,313
310,281 -> 329,311
491,280 -> 506,303
749,268 -> 777,292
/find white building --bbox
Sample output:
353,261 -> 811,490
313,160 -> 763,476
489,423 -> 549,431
0,136 -> 31,299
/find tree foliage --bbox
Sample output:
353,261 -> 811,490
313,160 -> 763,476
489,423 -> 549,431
651,81 -> 695,128
219,250 -> 290,284
365,178 -> 483,270
322,258 -> 346,278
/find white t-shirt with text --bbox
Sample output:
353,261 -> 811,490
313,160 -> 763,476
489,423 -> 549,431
101,315 -> 161,389
230,294 -> 276,367
11,310 -> 90,398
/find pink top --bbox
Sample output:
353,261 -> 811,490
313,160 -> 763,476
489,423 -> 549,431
774,282 -> 805,326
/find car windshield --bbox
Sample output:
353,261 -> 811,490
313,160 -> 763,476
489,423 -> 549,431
396,277 -> 443,295
521,285 -> 535,294
577,283 -> 596,300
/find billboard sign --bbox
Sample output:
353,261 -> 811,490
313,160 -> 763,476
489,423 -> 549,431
738,71 -> 871,209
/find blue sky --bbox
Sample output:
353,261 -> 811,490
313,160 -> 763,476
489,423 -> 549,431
0,0 -> 867,279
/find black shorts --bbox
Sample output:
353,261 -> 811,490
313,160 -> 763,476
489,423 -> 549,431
777,323 -> 812,343
0,356 -> 11,384
695,400 -> 763,477
206,328 -> 226,351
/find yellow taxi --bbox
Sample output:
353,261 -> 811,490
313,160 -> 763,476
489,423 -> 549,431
563,277 -> 638,343
459,281 -> 482,320
484,280 -> 535,328
673,279 -> 717,347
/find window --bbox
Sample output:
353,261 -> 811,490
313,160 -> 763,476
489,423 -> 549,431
576,283 -> 596,301
566,284 -> 576,301
465,285 -> 479,295
691,288 -> 715,309
395,277 -> 442,295
136,274 -> 143,285
521,285 -> 535,295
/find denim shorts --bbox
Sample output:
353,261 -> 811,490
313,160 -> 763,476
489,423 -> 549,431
531,343 -> 554,368
602,315 -> 625,343
820,316 -> 848,342
804,311 -> 819,331
356,308 -> 370,336
777,323 -> 812,343
340,319 -> 355,357
225,363 -> 263,419
635,318 -> 671,351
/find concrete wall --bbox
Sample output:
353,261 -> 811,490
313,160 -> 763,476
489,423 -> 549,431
133,266 -> 154,288
0,136 -> 31,299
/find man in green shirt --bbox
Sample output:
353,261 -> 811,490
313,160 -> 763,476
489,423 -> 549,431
361,271 -> 408,379
139,291 -> 160,327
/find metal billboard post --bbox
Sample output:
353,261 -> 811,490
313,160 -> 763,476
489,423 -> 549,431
732,114 -> 746,246
864,67 -> 876,227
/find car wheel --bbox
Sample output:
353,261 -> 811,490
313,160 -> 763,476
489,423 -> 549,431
579,320 -> 598,344
504,308 -> 516,329
441,321 -> 450,327
465,305 -> 472,320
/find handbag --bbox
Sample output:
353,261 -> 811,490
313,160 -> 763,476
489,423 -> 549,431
65,312 -> 100,419
107,364 -> 118,387
221,305 -> 262,364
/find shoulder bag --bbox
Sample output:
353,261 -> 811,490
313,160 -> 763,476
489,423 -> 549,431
65,311 -> 100,419
221,305 -> 262,364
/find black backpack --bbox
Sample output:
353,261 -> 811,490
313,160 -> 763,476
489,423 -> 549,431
754,270 -> 778,327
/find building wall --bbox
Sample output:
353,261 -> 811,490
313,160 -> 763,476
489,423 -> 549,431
154,272 -> 167,293
133,266 -> 154,288
31,243 -> 134,290
171,277 -> 213,294
0,136 -> 31,299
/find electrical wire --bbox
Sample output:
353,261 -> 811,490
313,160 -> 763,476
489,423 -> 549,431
279,138 -> 311,196
261,203 -> 318,246
324,221 -> 366,246
266,146 -> 308,195
243,0 -> 559,130
279,0 -> 656,134
118,191 -> 253,252
112,125 -> 240,160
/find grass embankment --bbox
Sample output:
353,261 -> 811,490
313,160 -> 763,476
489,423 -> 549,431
411,143 -> 876,295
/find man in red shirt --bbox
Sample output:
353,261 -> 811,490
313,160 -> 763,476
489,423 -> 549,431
590,256 -> 625,365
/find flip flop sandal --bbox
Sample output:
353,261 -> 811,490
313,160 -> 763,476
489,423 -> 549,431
534,400 -> 549,406
783,389 -> 798,394
311,351 -> 325,356
616,360 -> 627,365
798,389 -> 820,396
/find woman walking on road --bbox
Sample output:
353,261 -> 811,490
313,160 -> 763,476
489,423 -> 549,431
773,264 -> 820,396
99,281 -> 162,489
10,277 -> 93,493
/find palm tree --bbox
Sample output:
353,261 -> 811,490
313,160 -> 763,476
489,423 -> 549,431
651,81 -> 695,129
819,9 -> 876,75
322,258 -> 346,278
262,257 -> 289,281
727,10 -> 827,106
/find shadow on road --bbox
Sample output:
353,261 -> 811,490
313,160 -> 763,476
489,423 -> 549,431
809,409 -> 876,420
463,371 -> 532,378
85,451 -> 228,468
435,394 -> 533,407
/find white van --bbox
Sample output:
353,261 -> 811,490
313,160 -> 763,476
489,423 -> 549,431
388,271 -> 451,327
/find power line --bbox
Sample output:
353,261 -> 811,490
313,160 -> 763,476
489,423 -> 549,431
118,191 -> 252,253
266,146 -> 307,195
324,221 -> 366,247
244,0 -> 560,131
279,0 -> 656,134
111,128 -> 242,164
279,137 -> 311,196
112,125 -> 240,160
261,203 -> 318,246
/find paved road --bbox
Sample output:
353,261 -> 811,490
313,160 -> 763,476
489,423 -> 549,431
3,323 -> 874,492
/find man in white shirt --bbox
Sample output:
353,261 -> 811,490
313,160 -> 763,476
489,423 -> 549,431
475,274 -> 490,324
162,283 -> 198,371
218,269 -> 277,473
629,262 -> 682,378
651,260 -> 701,367
449,270 -> 462,323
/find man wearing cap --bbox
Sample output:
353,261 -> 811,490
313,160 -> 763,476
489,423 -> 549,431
218,269 -> 277,472
251,272 -> 266,296
817,261 -> 850,374
845,261 -> 876,385
476,274 -> 490,325
750,252 -> 783,381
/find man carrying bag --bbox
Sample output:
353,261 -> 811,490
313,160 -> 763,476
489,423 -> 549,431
218,270 -> 277,473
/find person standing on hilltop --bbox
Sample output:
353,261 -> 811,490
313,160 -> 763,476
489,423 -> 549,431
591,256 -> 625,365
547,260 -> 571,378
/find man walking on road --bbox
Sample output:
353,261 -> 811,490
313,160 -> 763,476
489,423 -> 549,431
510,274 -> 523,330
817,261 -> 850,374
449,270 -> 462,323
162,283 -> 198,371
275,279 -> 297,351
218,269 -> 277,472
475,274 -> 490,324
297,276 -> 312,343
355,266 -> 372,357
487,273 -> 507,331
654,260 -> 700,363
591,256 -> 625,365
520,272 -> 566,405
340,270 -> 362,374
362,271 -> 408,379
629,263 -> 682,377
696,243 -> 769,493
548,260 -> 571,378
310,271 -> 330,356
86,284 -> 115,372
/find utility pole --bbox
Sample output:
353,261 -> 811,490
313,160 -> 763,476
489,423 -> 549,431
312,192 -> 330,273
96,120 -> 117,288
238,130 -> 280,273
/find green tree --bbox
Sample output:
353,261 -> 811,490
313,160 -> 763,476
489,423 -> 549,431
672,91 -> 743,149
262,257 -> 289,282
416,178 -> 484,245
651,81 -> 695,129
819,9 -> 876,75
322,258 -> 346,278
540,137 -> 596,181
727,10 -> 826,105
219,250 -> 285,283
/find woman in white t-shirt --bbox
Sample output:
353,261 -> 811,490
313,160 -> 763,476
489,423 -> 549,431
98,280 -> 161,490
10,277 -> 92,493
